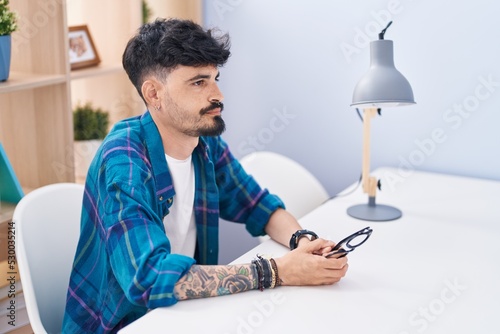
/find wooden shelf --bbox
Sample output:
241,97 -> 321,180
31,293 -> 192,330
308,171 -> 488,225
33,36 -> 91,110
0,0 -> 145,197
70,63 -> 124,80
0,72 -> 67,94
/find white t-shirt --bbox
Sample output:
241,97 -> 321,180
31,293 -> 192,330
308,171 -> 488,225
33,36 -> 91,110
163,154 -> 197,258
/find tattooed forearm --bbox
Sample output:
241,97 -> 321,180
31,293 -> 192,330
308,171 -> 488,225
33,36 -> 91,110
174,264 -> 258,300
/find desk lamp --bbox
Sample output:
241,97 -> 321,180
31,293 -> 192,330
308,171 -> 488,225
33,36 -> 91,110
347,21 -> 415,221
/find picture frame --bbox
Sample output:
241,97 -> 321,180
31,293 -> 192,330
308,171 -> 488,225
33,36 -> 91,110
68,25 -> 101,70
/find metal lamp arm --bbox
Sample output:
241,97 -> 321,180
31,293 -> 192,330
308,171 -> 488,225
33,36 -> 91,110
361,108 -> 378,197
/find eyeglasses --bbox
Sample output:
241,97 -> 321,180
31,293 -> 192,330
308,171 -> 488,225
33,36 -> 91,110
326,226 -> 373,258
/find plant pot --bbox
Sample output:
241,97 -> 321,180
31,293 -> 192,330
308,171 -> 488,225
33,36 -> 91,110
0,35 -> 12,82
74,139 -> 102,181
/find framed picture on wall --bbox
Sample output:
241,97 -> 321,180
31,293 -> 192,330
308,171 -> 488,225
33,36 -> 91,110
68,25 -> 101,70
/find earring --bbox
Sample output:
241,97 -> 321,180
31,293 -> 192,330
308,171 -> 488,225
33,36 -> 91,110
154,105 -> 161,111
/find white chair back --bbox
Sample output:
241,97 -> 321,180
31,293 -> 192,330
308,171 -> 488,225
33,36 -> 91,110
240,151 -> 329,220
13,183 -> 84,334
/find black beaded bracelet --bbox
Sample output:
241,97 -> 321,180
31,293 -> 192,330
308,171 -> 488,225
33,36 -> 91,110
253,255 -> 278,291
258,255 -> 272,289
251,259 -> 264,291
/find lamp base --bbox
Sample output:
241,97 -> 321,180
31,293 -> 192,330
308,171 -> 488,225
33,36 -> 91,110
347,196 -> 402,222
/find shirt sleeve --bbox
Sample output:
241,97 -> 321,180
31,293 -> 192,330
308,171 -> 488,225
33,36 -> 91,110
210,137 -> 285,236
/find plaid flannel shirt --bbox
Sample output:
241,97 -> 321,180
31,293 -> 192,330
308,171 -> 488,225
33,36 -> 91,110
62,111 -> 284,333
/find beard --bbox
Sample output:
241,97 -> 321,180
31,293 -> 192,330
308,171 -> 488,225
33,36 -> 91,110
187,101 -> 226,137
196,115 -> 226,137
161,93 -> 227,137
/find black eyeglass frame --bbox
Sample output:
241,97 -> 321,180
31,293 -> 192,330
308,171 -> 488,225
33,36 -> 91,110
325,226 -> 373,258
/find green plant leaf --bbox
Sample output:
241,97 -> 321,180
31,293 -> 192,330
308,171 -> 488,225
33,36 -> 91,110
0,0 -> 18,36
73,102 -> 110,141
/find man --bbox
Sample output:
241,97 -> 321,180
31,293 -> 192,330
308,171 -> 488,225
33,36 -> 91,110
63,18 -> 348,333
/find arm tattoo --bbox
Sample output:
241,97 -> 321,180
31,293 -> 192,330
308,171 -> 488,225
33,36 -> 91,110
174,264 -> 258,300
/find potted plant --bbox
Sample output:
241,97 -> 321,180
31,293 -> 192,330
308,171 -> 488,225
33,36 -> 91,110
73,102 -> 109,180
142,0 -> 152,24
0,0 -> 18,81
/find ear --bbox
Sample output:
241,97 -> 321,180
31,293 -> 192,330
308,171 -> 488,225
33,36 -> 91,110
141,79 -> 162,108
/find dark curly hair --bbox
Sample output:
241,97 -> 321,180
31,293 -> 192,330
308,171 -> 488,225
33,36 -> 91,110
122,18 -> 231,102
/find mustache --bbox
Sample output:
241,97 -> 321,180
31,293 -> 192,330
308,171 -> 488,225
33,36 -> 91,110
200,102 -> 224,115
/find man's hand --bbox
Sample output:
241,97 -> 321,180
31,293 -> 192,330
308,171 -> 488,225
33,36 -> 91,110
297,237 -> 335,256
274,238 -> 348,286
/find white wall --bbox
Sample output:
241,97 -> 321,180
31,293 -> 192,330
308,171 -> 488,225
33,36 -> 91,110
203,0 -> 500,198
203,0 -> 500,262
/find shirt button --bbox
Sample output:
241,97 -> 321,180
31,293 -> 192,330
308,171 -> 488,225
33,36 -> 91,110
168,198 -> 173,204
159,196 -> 163,201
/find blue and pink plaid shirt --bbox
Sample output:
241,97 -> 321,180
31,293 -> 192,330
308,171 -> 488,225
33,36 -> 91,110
62,111 -> 284,333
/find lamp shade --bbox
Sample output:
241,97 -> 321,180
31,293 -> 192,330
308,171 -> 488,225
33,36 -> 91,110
351,39 -> 415,108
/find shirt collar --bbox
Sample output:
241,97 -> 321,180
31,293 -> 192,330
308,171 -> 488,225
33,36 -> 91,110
140,111 -> 175,203
139,111 -> 213,203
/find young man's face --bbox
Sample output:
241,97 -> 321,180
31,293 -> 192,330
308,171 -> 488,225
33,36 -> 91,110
158,64 -> 225,137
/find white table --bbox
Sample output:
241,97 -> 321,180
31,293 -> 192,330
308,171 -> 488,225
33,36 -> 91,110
119,168 -> 500,334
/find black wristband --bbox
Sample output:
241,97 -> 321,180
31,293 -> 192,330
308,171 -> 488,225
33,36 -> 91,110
289,229 -> 318,250
252,259 -> 264,291
260,256 -> 272,289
